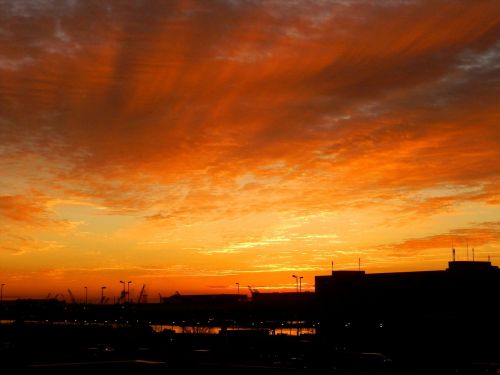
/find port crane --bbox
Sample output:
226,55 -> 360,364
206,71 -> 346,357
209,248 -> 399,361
117,289 -> 127,304
137,284 -> 147,303
67,289 -> 77,304
248,285 -> 260,297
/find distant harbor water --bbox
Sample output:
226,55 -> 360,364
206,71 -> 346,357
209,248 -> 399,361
151,324 -> 316,336
0,319 -> 316,336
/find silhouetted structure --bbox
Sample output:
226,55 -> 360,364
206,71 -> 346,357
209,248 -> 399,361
315,261 -> 500,317
162,293 -> 247,306
315,261 -> 500,369
2,261 -> 500,372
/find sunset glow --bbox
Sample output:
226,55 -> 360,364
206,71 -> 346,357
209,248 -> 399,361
1,0 -> 499,300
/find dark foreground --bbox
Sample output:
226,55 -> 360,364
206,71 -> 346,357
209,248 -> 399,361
1,322 -> 499,375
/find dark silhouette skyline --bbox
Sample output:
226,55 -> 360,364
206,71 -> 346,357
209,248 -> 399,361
1,260 -> 500,373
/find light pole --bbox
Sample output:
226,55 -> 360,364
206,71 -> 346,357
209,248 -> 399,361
127,281 -> 132,303
236,282 -> 240,295
101,286 -> 106,304
1,284 -> 5,304
84,286 -> 88,305
299,276 -> 303,293
292,275 -> 298,293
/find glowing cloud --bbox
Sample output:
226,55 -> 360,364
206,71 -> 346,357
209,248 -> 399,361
0,0 -> 499,297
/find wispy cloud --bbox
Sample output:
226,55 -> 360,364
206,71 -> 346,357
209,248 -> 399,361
0,233 -> 64,255
381,221 -> 500,257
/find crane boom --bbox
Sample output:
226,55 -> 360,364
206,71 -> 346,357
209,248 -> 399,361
247,285 -> 260,296
117,290 -> 127,303
67,289 -> 77,304
137,284 -> 146,303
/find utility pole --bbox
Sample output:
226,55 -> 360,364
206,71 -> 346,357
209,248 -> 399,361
292,275 -> 298,293
101,286 -> 106,304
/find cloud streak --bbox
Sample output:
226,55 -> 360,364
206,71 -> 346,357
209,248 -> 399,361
381,221 -> 500,257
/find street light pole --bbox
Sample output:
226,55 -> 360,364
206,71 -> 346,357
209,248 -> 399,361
101,286 -> 106,304
84,286 -> 88,305
127,281 -> 132,303
236,282 -> 240,295
292,275 -> 298,293
299,276 -> 303,293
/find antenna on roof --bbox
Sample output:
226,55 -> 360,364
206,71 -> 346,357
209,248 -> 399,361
331,260 -> 334,273
452,239 -> 455,261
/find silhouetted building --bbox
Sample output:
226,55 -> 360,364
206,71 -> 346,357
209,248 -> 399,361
315,261 -> 500,357
162,293 -> 247,307
251,291 -> 315,305
315,261 -> 500,314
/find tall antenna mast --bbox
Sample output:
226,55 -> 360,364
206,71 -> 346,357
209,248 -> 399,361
452,239 -> 455,262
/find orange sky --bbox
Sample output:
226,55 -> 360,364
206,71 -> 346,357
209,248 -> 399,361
1,0 -> 499,301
